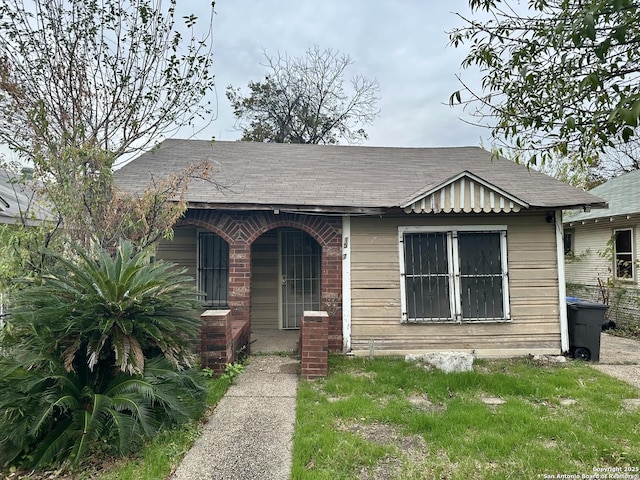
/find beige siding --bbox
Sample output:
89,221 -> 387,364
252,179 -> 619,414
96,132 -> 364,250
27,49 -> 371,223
251,230 -> 279,328
156,225 -> 198,284
565,216 -> 640,287
349,213 -> 562,357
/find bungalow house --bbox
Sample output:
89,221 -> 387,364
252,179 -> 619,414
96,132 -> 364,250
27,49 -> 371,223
115,140 -> 605,357
564,169 -> 640,328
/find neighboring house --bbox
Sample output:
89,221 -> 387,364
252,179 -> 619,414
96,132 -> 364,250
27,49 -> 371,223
564,169 -> 640,327
115,140 -> 605,357
0,168 -> 48,226
0,168 -> 45,322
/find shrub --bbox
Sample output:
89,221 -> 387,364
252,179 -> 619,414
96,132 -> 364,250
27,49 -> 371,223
0,241 -> 205,469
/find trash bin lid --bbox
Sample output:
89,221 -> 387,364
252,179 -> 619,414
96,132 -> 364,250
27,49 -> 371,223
566,296 -> 580,303
567,301 -> 609,310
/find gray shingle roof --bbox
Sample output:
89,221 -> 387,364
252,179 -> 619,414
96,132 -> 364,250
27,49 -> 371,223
565,169 -> 640,222
114,140 -> 605,212
0,169 -> 47,224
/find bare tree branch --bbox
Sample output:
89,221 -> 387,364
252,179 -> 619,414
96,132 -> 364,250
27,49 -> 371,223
226,46 -> 380,144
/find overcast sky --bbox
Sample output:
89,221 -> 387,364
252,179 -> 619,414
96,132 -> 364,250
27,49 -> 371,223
0,1 -> 489,165
187,0 -> 488,148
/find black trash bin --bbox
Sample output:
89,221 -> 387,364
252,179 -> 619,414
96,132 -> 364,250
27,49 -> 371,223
566,301 -> 608,361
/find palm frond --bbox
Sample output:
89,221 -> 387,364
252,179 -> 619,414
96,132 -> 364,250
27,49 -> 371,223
1,240 -> 206,469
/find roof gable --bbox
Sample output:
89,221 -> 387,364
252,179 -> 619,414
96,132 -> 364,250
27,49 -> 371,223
402,171 -> 529,214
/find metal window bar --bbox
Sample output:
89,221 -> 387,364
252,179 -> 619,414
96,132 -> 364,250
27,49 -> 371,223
281,229 -> 321,329
403,229 -> 509,323
457,231 -> 504,320
198,232 -> 229,307
403,232 -> 452,322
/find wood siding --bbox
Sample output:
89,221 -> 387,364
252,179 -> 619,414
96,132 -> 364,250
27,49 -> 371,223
251,230 -> 279,329
156,225 -> 198,284
349,214 -> 562,357
565,216 -> 640,287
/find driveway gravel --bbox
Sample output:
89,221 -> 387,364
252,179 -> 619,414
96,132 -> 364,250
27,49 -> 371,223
591,333 -> 640,390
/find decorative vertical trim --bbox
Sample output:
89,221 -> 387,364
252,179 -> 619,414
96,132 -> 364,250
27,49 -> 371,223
277,229 -> 284,330
342,215 -> 352,352
555,209 -> 569,353
500,230 -> 511,320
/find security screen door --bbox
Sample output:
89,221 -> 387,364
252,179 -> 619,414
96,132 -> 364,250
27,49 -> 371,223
279,229 -> 321,329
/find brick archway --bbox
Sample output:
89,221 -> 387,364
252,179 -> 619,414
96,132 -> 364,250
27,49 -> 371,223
177,210 -> 343,351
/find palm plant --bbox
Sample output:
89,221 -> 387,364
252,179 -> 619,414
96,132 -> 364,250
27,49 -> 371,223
10,240 -> 201,376
0,240 -> 205,469
0,354 -> 205,468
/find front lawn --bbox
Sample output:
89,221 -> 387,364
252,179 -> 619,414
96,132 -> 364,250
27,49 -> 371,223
292,355 -> 640,479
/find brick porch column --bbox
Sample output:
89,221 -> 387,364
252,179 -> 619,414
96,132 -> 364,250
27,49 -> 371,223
300,311 -> 329,379
321,238 -> 343,352
228,243 -> 251,327
200,309 -> 232,374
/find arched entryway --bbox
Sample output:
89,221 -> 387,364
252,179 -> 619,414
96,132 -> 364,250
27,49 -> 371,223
251,227 -> 321,332
164,210 -> 344,354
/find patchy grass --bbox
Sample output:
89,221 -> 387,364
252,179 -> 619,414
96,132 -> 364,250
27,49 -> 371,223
292,355 -> 640,479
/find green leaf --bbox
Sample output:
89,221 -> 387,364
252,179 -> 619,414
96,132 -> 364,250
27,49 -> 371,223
449,90 -> 462,105
622,126 -> 634,142
620,108 -> 637,127
612,26 -> 626,43
583,13 -> 596,41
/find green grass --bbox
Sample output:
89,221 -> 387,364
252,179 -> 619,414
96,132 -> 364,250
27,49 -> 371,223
292,355 -> 640,479
94,376 -> 230,480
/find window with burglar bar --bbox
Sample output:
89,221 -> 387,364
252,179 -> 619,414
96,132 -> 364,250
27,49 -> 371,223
399,226 -> 510,323
198,231 -> 229,307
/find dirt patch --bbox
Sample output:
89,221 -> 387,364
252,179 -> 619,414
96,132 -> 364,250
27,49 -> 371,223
481,396 -> 506,406
336,420 -> 429,479
623,398 -> 640,411
591,364 -> 640,390
356,455 -> 404,480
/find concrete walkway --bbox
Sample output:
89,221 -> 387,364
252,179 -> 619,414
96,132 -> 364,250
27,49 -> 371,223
170,356 -> 299,480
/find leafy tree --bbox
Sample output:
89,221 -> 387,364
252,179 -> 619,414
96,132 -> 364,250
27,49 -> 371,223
226,46 -> 380,144
0,169 -> 60,284
535,153 -> 606,190
449,0 -> 640,166
0,0 -> 215,162
0,240 -> 205,469
38,144 -> 212,251
0,0 -> 217,252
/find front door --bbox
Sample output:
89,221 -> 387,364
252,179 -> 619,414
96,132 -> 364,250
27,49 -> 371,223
279,229 -> 321,329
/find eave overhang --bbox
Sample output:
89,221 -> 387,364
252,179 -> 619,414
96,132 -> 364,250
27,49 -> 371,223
184,201 -> 389,216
